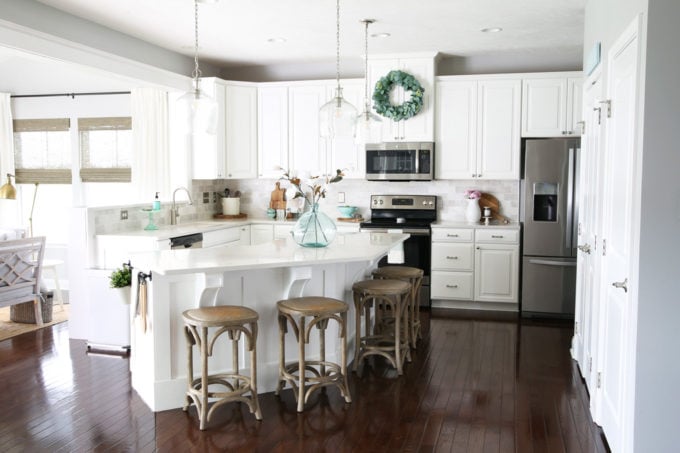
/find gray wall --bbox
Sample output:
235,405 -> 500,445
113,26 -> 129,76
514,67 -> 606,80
635,0 -> 680,451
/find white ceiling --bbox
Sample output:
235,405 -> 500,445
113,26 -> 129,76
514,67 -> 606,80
34,0 -> 585,68
2,0 -> 585,94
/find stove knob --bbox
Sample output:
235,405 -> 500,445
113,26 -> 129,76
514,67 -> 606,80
379,199 -> 384,205
422,200 -> 427,205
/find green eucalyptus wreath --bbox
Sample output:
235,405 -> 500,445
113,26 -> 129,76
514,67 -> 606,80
372,70 -> 425,121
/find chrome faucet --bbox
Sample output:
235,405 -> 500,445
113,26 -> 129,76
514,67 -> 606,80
171,187 -> 193,225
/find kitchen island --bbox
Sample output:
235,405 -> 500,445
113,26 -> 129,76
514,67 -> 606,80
127,231 -> 408,412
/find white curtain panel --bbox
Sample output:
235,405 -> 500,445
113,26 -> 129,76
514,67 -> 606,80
131,87 -> 170,201
0,93 -> 15,180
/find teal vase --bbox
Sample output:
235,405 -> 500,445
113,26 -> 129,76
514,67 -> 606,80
291,203 -> 337,247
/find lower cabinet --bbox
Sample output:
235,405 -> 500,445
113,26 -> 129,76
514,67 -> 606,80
250,224 -> 274,245
431,226 -> 519,309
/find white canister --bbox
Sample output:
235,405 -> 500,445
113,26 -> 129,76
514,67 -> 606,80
222,198 -> 240,215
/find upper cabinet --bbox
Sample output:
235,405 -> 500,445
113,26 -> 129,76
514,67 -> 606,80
193,78 -> 258,180
368,56 -> 436,142
435,76 -> 521,180
521,72 -> 583,137
257,79 -> 365,179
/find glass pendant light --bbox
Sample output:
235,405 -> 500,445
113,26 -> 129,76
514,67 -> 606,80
355,19 -> 382,145
177,0 -> 218,135
319,0 -> 357,139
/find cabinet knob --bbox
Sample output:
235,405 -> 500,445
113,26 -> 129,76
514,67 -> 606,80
476,246 -> 481,250
491,235 -> 504,239
446,284 -> 459,289
446,256 -> 459,260
446,234 -> 458,237
478,174 -> 482,178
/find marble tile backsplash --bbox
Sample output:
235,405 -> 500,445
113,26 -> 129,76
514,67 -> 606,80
91,178 -> 519,235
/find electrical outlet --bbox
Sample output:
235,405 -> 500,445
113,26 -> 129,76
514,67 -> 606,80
337,192 -> 345,204
120,209 -> 128,220
202,192 -> 209,204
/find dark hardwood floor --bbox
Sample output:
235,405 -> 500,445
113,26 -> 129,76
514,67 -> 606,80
0,311 -> 609,452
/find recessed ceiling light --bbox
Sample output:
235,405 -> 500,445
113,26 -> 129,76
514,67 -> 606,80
267,37 -> 287,43
371,32 -> 391,39
481,27 -> 503,33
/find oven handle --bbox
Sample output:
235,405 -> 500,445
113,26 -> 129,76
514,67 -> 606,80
360,228 -> 430,236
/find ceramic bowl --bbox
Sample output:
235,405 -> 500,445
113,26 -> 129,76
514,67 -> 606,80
337,205 -> 358,218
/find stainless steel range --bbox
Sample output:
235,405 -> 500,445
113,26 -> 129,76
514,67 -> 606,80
360,195 -> 437,307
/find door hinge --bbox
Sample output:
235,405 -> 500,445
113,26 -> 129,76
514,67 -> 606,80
589,357 -> 593,373
600,100 -> 612,118
597,372 -> 602,389
602,238 -> 607,256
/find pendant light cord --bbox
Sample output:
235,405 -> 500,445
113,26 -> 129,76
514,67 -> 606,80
192,0 -> 201,87
335,0 -> 340,91
363,20 -> 372,114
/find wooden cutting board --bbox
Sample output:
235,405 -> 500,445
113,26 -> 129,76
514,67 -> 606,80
478,193 -> 510,223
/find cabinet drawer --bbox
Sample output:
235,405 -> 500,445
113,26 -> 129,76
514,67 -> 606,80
431,271 -> 473,300
431,243 -> 474,271
203,227 -> 241,248
431,228 -> 473,242
475,229 -> 519,244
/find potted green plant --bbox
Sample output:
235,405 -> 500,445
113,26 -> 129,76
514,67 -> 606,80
109,263 -> 132,305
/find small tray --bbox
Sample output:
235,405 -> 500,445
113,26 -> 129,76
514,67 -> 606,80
213,213 -> 248,220
337,217 -> 364,223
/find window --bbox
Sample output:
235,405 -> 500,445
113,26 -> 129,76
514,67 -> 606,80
79,117 -> 132,182
13,118 -> 72,184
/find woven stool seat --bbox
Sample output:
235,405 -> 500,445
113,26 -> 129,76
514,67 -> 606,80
276,296 -> 351,412
182,305 -> 262,430
352,278 -> 411,375
372,265 -> 425,348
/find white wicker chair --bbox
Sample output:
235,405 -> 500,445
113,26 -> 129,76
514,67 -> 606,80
0,237 -> 46,325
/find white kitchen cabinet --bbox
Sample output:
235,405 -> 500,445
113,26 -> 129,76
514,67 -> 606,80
431,226 -> 519,307
193,78 -> 258,179
521,72 -> 584,137
274,224 -> 293,239
289,83 -> 328,175
258,85 -> 289,178
202,225 -> 251,248
224,84 -> 257,178
474,229 -> 519,303
368,56 -> 435,142
435,76 -> 521,180
250,224 -> 274,245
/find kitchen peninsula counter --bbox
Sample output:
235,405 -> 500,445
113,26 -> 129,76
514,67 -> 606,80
128,232 -> 408,412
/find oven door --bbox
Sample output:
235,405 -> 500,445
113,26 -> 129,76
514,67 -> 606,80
360,227 -> 431,307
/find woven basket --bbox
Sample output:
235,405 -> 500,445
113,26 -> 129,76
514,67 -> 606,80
10,292 -> 54,324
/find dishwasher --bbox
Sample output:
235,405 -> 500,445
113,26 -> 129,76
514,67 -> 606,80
169,233 -> 203,249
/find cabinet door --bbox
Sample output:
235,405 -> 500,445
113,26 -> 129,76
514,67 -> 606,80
521,78 -> 568,137
477,79 -> 521,180
289,84 -> 327,175
258,85 -> 289,178
398,58 -> 435,141
566,77 -> 584,136
327,80 -> 365,178
435,80 -> 478,179
193,81 -> 226,179
238,225 -> 251,245
250,224 -> 274,245
225,84 -> 257,179
474,244 -> 519,303
368,59 -> 401,141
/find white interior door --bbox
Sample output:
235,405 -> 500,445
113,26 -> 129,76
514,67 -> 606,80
596,17 -> 642,453
574,71 -> 604,395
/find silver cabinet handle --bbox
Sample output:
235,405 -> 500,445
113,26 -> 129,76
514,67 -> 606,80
612,278 -> 628,293
446,284 -> 459,288
446,256 -> 459,260
491,235 -> 504,239
447,234 -> 459,238
578,244 -> 591,254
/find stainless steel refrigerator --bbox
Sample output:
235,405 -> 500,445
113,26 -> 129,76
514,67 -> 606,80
521,138 -> 580,317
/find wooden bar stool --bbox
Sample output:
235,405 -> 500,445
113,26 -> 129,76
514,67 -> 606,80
276,296 -> 352,412
372,266 -> 424,348
352,279 -> 412,375
182,305 -> 262,430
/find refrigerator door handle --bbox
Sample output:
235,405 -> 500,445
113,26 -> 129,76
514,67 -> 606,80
529,258 -> 577,267
566,146 -> 575,250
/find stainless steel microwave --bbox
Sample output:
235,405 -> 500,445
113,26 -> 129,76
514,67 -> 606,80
365,142 -> 434,181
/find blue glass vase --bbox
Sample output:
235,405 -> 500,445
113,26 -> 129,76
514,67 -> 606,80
291,203 -> 337,248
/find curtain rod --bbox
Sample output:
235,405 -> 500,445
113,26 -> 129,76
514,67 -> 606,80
11,91 -> 131,99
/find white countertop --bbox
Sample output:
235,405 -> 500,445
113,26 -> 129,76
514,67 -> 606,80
130,232 -> 408,275
432,221 -> 521,229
